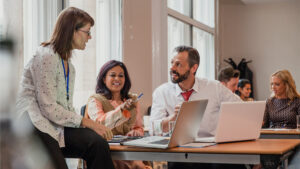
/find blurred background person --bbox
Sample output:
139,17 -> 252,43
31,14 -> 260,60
236,79 -> 253,101
262,69 -> 300,129
218,67 -> 240,93
84,60 -> 151,169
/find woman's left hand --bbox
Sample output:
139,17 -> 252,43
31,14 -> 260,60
126,130 -> 143,137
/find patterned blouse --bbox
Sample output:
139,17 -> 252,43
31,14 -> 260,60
16,45 -> 82,147
86,96 -> 144,136
263,97 -> 300,128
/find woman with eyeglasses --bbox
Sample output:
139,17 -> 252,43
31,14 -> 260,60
16,7 -> 115,169
84,60 -> 151,169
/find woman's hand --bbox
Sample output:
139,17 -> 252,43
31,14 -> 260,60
126,129 -> 143,137
120,99 -> 136,111
81,118 -> 113,140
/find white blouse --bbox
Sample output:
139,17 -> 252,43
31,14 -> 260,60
16,45 -> 82,147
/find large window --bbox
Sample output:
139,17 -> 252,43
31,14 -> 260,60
167,0 -> 215,80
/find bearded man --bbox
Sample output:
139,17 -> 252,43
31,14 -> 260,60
150,46 -> 244,169
150,45 -> 241,138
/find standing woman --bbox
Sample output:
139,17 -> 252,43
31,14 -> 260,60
262,70 -> 300,128
85,60 -> 151,169
16,7 -> 115,169
236,79 -> 253,101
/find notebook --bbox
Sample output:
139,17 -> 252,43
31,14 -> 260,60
122,99 -> 208,149
195,101 -> 266,143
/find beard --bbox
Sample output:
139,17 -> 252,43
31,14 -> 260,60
170,69 -> 190,83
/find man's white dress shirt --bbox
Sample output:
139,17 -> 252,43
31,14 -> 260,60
150,77 -> 241,137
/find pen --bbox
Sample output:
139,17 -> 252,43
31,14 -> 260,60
133,93 -> 143,102
137,93 -> 143,100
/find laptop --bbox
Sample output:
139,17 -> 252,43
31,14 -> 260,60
122,99 -> 208,149
195,101 -> 266,143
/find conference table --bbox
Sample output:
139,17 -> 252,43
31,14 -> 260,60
260,129 -> 300,139
110,139 -> 300,169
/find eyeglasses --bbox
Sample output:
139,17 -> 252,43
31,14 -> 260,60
79,29 -> 91,36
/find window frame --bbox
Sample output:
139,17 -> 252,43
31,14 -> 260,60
152,0 -> 219,89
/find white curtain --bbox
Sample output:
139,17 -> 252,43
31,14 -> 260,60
23,0 -> 62,65
96,0 -> 123,71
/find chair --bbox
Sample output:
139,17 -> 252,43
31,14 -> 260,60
146,106 -> 151,115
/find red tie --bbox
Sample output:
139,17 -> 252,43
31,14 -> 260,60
181,89 -> 194,101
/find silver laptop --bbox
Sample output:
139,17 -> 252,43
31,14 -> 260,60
195,101 -> 266,143
123,99 -> 208,149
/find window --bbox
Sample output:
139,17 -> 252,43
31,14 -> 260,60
167,0 -> 215,80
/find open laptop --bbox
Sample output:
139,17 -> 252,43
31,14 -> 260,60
123,99 -> 208,149
195,101 -> 266,143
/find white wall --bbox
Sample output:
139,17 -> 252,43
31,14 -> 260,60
219,0 -> 300,100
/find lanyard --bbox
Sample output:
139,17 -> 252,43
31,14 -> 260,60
61,59 -> 69,100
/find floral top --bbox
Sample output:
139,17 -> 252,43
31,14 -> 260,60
16,45 -> 82,147
86,96 -> 144,136
263,97 -> 300,128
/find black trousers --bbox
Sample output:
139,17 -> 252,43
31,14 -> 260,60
22,113 -> 115,169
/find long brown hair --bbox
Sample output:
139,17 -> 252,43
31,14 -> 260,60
271,70 -> 300,100
41,7 -> 94,60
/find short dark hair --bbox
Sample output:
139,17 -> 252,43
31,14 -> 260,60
236,79 -> 251,96
238,79 -> 251,88
95,60 -> 131,100
218,67 -> 240,82
174,46 -> 200,74
42,7 -> 94,60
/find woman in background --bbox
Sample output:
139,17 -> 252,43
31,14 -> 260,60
85,60 -> 151,169
263,70 -> 300,128
16,7 -> 114,169
236,79 -> 253,101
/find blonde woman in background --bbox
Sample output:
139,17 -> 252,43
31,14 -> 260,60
263,69 -> 300,128
261,69 -> 300,169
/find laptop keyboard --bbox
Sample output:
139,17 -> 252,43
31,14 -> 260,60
149,139 -> 170,145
